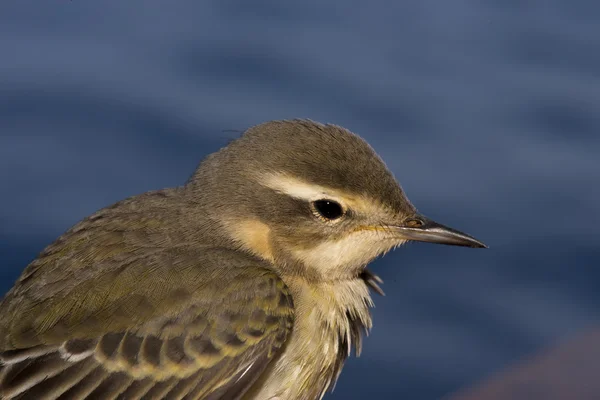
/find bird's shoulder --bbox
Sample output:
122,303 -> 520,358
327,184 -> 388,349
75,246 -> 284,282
0,239 -> 294,345
0,203 -> 295,398
1,188 -> 292,343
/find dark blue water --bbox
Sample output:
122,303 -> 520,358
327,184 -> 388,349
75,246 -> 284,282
1,1 -> 599,399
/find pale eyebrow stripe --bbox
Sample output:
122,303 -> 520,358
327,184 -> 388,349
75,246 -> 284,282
258,173 -> 343,202
257,172 -> 389,217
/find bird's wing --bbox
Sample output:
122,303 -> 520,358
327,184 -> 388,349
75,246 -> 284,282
0,244 -> 294,400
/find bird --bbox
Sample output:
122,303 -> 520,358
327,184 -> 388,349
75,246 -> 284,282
0,119 -> 486,400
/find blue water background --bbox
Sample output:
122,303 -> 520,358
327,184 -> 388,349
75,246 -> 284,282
1,1 -> 599,399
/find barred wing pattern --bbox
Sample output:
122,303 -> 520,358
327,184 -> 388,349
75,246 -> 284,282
0,244 -> 294,400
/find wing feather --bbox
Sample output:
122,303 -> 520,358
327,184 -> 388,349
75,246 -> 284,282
0,247 -> 294,399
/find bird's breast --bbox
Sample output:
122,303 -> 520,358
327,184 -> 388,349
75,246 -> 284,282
245,277 -> 373,400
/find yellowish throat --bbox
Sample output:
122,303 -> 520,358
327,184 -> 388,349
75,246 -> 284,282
0,120 -> 485,400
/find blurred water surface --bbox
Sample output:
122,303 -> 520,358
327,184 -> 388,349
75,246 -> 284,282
1,1 -> 599,399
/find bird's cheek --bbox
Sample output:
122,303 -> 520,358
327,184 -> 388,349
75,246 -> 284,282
224,218 -> 276,263
284,234 -> 377,277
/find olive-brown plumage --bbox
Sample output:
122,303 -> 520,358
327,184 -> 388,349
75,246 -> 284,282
0,120 -> 485,400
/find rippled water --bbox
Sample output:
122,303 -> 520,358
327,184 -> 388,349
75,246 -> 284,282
1,1 -> 599,399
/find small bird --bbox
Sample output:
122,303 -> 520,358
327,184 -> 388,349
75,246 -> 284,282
0,120 -> 485,400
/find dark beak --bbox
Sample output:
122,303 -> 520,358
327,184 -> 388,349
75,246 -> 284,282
392,215 -> 487,248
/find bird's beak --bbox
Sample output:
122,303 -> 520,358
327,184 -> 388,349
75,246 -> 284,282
390,215 -> 487,248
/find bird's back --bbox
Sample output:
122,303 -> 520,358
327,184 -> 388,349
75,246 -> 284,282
0,189 -> 296,400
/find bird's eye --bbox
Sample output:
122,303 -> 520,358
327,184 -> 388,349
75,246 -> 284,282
312,199 -> 344,221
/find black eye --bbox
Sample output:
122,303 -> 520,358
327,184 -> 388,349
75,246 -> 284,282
312,199 -> 344,221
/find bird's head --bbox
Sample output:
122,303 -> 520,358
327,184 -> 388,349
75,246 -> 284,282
188,120 -> 485,281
